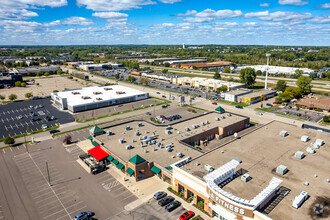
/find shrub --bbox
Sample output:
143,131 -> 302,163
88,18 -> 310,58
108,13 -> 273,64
63,135 -> 72,144
314,109 -> 323,112
4,136 -> 15,145
323,115 -> 330,123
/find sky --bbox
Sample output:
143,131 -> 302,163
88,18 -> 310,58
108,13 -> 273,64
0,0 -> 329,46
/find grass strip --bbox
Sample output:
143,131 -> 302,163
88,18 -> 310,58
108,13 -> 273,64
255,104 -> 280,112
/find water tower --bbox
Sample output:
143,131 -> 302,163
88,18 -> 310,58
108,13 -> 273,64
265,53 -> 271,90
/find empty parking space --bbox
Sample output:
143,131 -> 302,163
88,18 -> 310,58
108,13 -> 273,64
0,98 -> 75,138
14,152 -> 88,220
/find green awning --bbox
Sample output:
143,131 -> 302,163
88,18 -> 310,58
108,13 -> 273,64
129,154 -> 146,165
165,166 -> 173,170
107,155 -> 114,161
88,135 -> 93,140
117,163 -> 124,169
151,166 -> 161,174
112,159 -> 119,165
126,167 -> 134,176
92,141 -> 99,147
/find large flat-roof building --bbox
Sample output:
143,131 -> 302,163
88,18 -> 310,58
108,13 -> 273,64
12,66 -> 60,75
237,90 -> 277,104
236,65 -> 315,76
86,111 -> 329,220
51,85 -> 149,112
180,61 -> 233,69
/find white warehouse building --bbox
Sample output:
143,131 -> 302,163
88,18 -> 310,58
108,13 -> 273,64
236,65 -> 315,75
51,85 -> 149,113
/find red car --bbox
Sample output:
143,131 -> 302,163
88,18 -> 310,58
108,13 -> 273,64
179,211 -> 194,220
273,102 -> 278,104
212,102 -> 217,105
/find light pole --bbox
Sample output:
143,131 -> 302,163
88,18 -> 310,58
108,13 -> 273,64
45,160 -> 51,186
265,53 -> 271,90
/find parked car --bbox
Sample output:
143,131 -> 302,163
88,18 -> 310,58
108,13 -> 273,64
162,95 -> 166,98
146,112 -> 151,115
158,196 -> 174,206
179,211 -> 195,220
165,200 -> 181,212
156,92 -> 160,94
42,124 -> 48,129
235,105 -> 243,109
74,211 -> 95,220
49,129 -> 60,134
153,191 -> 167,200
273,102 -> 278,104
30,112 -> 37,116
266,103 -> 273,107
45,116 -> 51,121
256,112 -> 263,116
212,102 -> 217,105
39,104 -> 44,108
162,105 -> 168,108
17,115 -> 23,119
50,116 -> 56,120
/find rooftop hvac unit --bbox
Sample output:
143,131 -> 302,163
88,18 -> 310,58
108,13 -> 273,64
227,113 -> 231,117
204,164 -> 214,172
195,162 -> 200,166
125,126 -> 131,131
106,131 -> 112,136
135,131 -> 140,136
215,117 -> 220,121
185,127 -> 190,131
205,121 -> 209,124
241,173 -> 251,182
166,125 -> 172,130
165,143 -> 173,148
292,191 -> 308,209
118,139 -> 124,144
126,145 -> 133,150
142,136 -> 147,140
165,146 -> 172,152
301,135 -> 309,142
280,130 -> 288,137
276,165 -> 288,175
221,116 -> 225,119
177,152 -> 183,158
294,151 -> 305,160
201,122 -> 205,126
306,147 -> 315,154
104,88 -> 112,90
315,139 -> 324,147
137,122 -> 143,127
165,130 -> 171,135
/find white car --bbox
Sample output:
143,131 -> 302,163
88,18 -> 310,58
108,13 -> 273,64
42,124 -> 48,129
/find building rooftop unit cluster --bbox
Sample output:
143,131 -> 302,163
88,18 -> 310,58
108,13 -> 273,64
77,62 -> 123,71
180,61 -> 233,69
12,66 -> 60,75
236,65 -> 315,75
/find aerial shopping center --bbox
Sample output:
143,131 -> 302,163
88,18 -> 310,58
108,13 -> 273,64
85,109 -> 329,220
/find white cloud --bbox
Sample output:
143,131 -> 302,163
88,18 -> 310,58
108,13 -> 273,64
309,15 -> 330,24
260,3 -> 270,7
158,0 -> 181,3
245,10 -> 312,21
92,12 -> 128,20
319,3 -> 330,9
278,0 -> 309,6
178,9 -> 243,22
44,17 -> 94,26
151,22 -> 175,28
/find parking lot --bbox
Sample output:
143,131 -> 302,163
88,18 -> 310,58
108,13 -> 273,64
75,98 -> 162,121
270,106 -> 325,122
0,137 -> 138,220
0,98 -> 75,138
110,197 -> 187,220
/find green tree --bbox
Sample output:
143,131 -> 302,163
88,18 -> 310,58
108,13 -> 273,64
0,95 -> 5,100
240,68 -> 256,88
213,71 -> 221,80
162,69 -> 168,74
8,94 -> 17,101
296,76 -> 313,94
275,80 -> 287,92
36,72 -> 43,77
276,87 -> 302,102
27,72 -> 32,76
44,72 -> 50,76
192,66 -> 198,70
25,92 -> 33,99
326,71 -> 330,80
114,73 -> 120,79
223,67 -> 230,73
126,76 -> 136,82
57,70 -> 64,75
216,85 -> 228,92
15,81 -> 22,87
164,62 -> 170,67
21,82 -> 26,87
4,136 -> 15,145
256,70 -> 262,76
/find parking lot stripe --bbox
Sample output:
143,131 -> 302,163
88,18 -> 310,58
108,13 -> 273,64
120,194 -> 136,203
33,190 -> 53,199
41,208 -> 66,219
2,149 -> 5,154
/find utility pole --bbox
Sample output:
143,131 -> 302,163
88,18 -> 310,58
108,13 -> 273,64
265,53 -> 271,90
45,160 -> 51,186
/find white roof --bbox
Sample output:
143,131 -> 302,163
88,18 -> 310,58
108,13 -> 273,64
52,85 -> 148,107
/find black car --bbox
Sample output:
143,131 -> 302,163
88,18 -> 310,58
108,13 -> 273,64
49,129 -> 60,134
45,116 -> 51,121
235,105 -> 243,109
146,112 -> 152,115
153,191 -> 167,200
165,200 -> 181,212
266,103 -> 273,107
162,105 -> 168,108
30,112 -> 37,116
158,196 -> 174,206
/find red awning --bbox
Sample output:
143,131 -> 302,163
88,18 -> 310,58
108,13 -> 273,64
88,146 -> 109,161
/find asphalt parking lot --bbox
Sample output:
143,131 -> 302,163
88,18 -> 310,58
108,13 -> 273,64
0,137 -> 137,220
0,98 -> 75,138
109,197 -> 187,220
270,106 -> 325,122
75,98 -> 162,121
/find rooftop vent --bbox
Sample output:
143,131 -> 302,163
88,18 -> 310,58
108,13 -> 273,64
96,98 -> 103,101
306,147 -> 315,154
93,91 -> 102,95
315,139 -> 324,147
72,92 -> 80,95
241,173 -> 251,182
104,88 -> 113,91
276,165 -> 288,175
116,91 -> 126,94
227,113 -> 231,117
294,151 -> 305,160
204,164 -> 214,172
280,130 -> 288,137
177,152 -> 183,158
301,135 -> 309,142
195,162 -> 200,166
126,145 -> 133,150
118,138 -> 124,144
215,117 -> 220,121
185,127 -> 190,131
81,96 -> 91,99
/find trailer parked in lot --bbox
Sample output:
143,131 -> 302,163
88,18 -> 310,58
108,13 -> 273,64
292,191 -> 308,209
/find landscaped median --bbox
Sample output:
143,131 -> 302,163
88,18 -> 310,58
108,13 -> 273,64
76,96 -> 171,123
255,104 -> 280,112
217,99 -> 249,107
